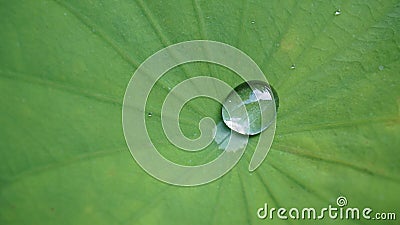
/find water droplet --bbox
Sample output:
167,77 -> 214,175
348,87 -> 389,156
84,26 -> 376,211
147,112 -> 153,117
63,12 -> 67,16
92,28 -> 96,33
251,20 -> 255,24
334,9 -> 341,16
378,65 -> 384,71
290,64 -> 296,69
222,81 -> 276,135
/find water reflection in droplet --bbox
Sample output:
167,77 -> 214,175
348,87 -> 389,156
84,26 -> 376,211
222,80 -> 276,135
213,121 -> 248,152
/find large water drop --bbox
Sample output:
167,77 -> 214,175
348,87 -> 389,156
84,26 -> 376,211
222,80 -> 276,135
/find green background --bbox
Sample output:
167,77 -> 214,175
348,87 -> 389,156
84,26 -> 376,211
1,0 -> 399,224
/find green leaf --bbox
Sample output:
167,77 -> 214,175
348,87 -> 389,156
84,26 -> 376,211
1,0 -> 399,224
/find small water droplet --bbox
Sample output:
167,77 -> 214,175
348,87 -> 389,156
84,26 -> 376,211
251,20 -> 255,24
334,9 -> 341,16
64,12 -> 67,16
147,112 -> 153,117
222,81 -> 276,135
92,28 -> 96,33
290,64 -> 296,69
378,65 -> 384,71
